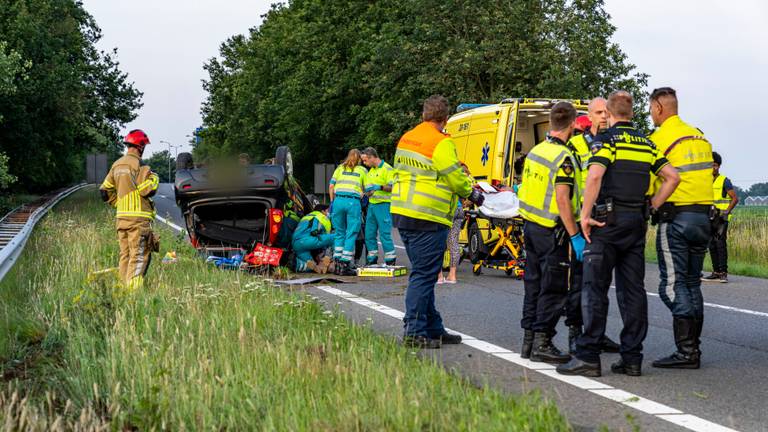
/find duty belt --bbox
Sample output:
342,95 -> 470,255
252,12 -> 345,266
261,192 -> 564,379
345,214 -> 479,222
673,204 -> 710,214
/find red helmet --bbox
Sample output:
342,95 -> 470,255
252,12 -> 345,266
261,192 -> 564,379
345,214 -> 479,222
574,115 -> 592,132
124,129 -> 150,148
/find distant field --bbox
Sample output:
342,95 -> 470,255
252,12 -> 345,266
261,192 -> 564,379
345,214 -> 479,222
646,205 -> 768,278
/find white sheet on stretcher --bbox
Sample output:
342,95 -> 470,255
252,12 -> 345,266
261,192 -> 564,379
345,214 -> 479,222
478,189 -> 520,219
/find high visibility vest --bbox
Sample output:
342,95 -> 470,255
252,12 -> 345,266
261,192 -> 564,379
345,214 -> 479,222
649,116 -> 713,206
518,140 -> 580,228
365,161 -> 394,204
331,165 -> 367,198
301,210 -> 332,233
567,133 -> 592,196
391,122 -> 472,227
712,174 -> 732,221
100,154 -> 158,220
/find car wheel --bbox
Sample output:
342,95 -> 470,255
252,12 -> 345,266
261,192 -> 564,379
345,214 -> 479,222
275,146 -> 294,178
176,152 -> 194,171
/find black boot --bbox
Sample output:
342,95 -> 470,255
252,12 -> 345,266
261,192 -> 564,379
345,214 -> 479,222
652,317 -> 700,369
338,261 -> 357,277
568,326 -> 582,355
333,259 -> 342,276
693,316 -> 703,349
530,332 -> 570,364
600,335 -> 621,353
556,357 -> 601,377
520,329 -> 534,359
611,358 -> 641,376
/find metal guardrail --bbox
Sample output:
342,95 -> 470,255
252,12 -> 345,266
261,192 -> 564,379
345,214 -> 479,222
0,183 -> 89,282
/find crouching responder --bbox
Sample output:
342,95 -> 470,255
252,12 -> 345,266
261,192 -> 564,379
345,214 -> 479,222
392,95 -> 484,349
329,149 -> 367,276
99,129 -> 159,290
517,101 -> 581,364
292,204 -> 334,273
361,147 -> 396,265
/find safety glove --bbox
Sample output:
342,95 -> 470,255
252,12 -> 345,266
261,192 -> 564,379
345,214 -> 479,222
570,232 -> 586,262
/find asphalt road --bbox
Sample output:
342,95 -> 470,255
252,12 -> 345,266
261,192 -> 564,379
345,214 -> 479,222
154,183 -> 768,431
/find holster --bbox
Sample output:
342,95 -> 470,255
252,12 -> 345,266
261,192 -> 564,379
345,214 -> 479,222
657,202 -> 677,224
592,198 -> 616,225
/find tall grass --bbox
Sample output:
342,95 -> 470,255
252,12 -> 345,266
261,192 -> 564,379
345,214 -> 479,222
645,206 -> 768,278
0,188 -> 568,430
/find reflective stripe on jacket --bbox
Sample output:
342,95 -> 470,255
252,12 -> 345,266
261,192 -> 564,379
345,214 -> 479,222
649,115 -> 713,205
567,132 -> 591,195
712,174 -> 732,221
518,139 -> 579,228
391,122 -> 472,227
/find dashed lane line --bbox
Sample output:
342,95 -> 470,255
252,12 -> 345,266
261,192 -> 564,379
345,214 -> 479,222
315,285 -> 739,432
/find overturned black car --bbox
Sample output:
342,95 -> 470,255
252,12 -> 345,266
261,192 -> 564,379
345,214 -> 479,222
174,146 -> 318,251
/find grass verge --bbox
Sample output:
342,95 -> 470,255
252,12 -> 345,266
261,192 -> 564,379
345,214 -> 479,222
0,187 -> 568,431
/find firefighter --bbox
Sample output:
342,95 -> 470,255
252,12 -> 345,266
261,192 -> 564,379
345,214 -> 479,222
329,149 -> 367,276
517,101 -> 581,364
361,147 -> 396,266
99,129 -> 159,290
292,204 -> 334,273
702,151 -> 738,283
648,87 -> 714,370
392,95 -> 484,349
556,91 -> 679,377
565,97 -> 619,355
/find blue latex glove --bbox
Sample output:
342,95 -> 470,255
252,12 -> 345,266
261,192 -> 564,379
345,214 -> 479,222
570,233 -> 586,262
371,185 -> 381,191
512,184 -> 520,193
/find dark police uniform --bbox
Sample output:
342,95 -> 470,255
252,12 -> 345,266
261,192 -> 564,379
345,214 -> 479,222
575,122 -> 669,367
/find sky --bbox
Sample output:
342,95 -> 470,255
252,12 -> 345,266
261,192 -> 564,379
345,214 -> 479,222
83,0 -> 768,188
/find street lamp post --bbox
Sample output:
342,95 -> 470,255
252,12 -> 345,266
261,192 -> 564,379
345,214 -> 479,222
159,140 -> 179,183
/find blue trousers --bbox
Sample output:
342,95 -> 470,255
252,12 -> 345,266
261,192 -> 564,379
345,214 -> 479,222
400,228 -> 448,338
293,233 -> 334,272
364,202 -> 396,264
657,212 -> 711,318
332,196 -> 361,263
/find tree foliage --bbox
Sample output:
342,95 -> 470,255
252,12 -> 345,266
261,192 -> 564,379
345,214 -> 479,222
144,150 -> 176,183
0,0 -> 143,192
197,0 -> 649,185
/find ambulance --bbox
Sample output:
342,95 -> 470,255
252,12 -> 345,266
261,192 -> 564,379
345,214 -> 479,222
444,98 -> 588,264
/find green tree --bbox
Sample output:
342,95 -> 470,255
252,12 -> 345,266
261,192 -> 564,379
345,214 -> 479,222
0,0 -> 142,192
747,182 -> 768,197
197,0 -> 649,185
144,150 -> 176,183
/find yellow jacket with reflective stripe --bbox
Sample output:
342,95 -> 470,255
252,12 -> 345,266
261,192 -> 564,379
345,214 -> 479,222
100,153 -> 158,220
518,139 -> 580,228
391,122 -> 472,227
649,115 -> 713,205
365,160 -> 394,204
301,210 -> 332,234
567,132 -> 592,196
712,174 -> 732,221
331,165 -> 367,198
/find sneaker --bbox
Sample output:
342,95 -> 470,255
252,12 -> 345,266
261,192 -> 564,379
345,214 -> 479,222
718,273 -> 728,283
701,272 -> 721,282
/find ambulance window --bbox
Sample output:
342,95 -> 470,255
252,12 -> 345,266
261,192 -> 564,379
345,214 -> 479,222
502,121 -> 515,180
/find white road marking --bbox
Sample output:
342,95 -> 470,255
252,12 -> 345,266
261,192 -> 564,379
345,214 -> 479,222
155,215 -> 186,234
158,194 -> 168,199
612,286 -> 768,319
315,285 -> 740,432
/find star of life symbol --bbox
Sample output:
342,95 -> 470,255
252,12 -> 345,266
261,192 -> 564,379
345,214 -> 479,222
481,143 -> 490,166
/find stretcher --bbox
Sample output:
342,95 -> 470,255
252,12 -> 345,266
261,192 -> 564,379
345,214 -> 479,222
465,188 -> 525,278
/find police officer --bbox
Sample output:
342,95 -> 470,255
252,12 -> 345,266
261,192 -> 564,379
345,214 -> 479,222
329,149 -> 367,276
518,102 -> 583,364
99,129 -> 160,290
292,204 -> 334,273
702,151 -> 738,283
557,91 -> 680,377
648,87 -> 714,369
392,95 -> 484,349
361,147 -> 397,265
565,97 -> 619,355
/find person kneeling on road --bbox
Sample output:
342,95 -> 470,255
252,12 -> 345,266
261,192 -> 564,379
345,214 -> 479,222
391,95 -> 484,349
292,205 -> 335,274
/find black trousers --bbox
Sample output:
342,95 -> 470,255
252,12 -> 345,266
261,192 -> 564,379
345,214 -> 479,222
576,212 -> 648,364
708,221 -> 729,273
565,259 -> 582,327
521,222 -> 570,333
